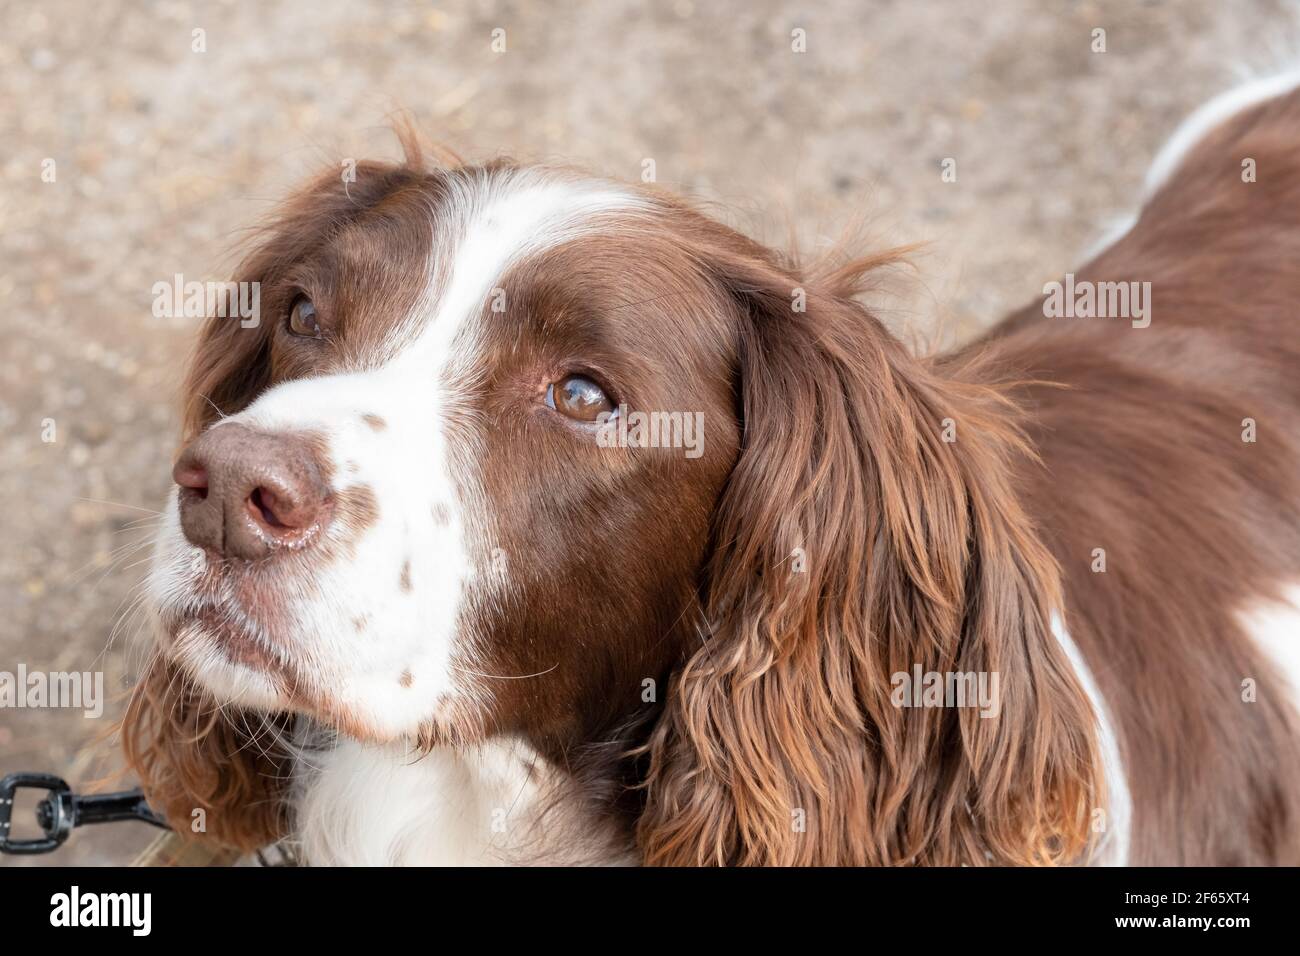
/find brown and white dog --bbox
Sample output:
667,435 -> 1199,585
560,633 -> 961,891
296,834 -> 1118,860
124,75 -> 1300,866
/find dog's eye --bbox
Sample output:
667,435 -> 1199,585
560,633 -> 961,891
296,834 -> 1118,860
288,296 -> 321,337
546,375 -> 614,422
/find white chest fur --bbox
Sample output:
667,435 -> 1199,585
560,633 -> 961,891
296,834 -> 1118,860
290,733 -> 630,866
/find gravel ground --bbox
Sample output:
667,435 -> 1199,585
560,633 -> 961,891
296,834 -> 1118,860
0,0 -> 1290,865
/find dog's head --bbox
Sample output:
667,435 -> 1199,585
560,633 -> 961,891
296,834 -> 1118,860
125,147 -> 1101,864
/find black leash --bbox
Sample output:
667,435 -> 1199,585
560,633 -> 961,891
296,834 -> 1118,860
0,772 -> 169,855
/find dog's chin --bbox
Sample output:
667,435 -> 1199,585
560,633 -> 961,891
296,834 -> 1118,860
166,616 -> 299,714
159,613 -> 473,746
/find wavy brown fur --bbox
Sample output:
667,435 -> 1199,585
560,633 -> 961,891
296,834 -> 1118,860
121,655 -> 292,851
635,244 -> 1102,865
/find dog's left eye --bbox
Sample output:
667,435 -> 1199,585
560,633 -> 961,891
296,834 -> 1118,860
545,374 -> 614,422
287,296 -> 321,337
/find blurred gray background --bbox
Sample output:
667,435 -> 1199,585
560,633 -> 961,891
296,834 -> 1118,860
0,0 -> 1289,864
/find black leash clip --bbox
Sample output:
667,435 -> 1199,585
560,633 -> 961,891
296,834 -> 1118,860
0,773 -> 169,854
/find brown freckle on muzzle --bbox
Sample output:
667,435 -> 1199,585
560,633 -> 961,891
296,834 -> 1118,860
399,669 -> 414,688
335,483 -> 379,533
317,483 -> 379,564
352,614 -> 369,632
362,414 -> 387,432
399,559 -> 412,592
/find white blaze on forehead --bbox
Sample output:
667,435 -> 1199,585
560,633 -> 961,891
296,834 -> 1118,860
384,169 -> 648,369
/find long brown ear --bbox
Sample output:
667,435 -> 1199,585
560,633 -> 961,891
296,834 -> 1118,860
121,656 -> 292,851
638,250 -> 1101,865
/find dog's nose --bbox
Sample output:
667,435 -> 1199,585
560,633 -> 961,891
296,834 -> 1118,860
173,423 -> 332,560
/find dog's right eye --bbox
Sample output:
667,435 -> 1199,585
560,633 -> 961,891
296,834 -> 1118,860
288,296 -> 321,337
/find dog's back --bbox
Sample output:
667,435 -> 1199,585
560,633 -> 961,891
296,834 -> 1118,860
978,77 -> 1300,864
